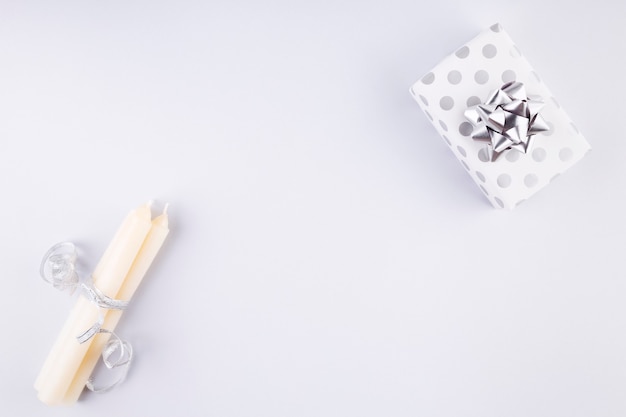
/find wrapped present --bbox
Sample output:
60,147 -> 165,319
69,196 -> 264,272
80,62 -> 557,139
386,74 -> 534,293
410,23 -> 591,209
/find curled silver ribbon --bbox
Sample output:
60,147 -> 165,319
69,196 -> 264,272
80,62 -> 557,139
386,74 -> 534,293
40,242 -> 133,393
40,242 -> 79,292
85,330 -> 133,393
464,81 -> 550,161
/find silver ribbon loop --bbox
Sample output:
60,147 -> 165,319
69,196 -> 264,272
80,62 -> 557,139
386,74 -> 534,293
464,81 -> 550,161
85,330 -> 133,393
40,242 -> 135,394
40,242 -> 79,292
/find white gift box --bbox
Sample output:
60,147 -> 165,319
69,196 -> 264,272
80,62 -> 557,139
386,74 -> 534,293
410,24 -> 591,209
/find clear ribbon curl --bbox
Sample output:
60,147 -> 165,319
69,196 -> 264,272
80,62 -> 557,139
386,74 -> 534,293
40,242 -> 133,393
464,81 -> 550,161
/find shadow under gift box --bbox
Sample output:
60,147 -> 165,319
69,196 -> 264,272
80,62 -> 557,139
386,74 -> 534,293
410,23 -> 591,209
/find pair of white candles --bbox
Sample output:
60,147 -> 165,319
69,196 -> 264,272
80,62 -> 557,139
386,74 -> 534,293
35,202 -> 169,405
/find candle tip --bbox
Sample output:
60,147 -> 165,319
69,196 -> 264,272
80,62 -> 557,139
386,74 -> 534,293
147,200 -> 154,208
163,203 -> 169,215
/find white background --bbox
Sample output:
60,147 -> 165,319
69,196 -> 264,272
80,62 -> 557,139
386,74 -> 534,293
1,1 -> 625,416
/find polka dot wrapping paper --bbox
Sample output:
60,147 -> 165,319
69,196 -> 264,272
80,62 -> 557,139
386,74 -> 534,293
410,23 -> 591,209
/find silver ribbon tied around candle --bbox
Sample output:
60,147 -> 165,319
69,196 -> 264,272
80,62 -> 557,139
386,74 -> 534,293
464,81 -> 550,161
40,242 -> 133,393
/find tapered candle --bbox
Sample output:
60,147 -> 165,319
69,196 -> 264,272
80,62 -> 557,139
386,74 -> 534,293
36,204 -> 152,405
62,207 -> 169,404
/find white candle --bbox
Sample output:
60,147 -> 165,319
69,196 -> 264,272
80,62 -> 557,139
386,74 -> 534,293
62,208 -> 169,404
36,203 -> 152,405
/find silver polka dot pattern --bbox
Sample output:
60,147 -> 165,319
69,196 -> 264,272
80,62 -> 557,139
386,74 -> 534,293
505,151 -> 520,162
422,72 -> 435,84
524,174 -> 538,188
474,70 -> 489,84
497,174 -> 512,188
447,70 -> 462,84
458,122 -> 473,136
532,148 -> 547,162
501,70 -> 516,83
466,96 -> 481,107
482,44 -> 497,58
559,148 -> 573,161
440,96 -> 454,110
455,46 -> 470,59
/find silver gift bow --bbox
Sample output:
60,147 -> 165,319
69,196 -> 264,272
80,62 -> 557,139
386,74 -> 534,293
40,242 -> 133,393
464,81 -> 550,161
